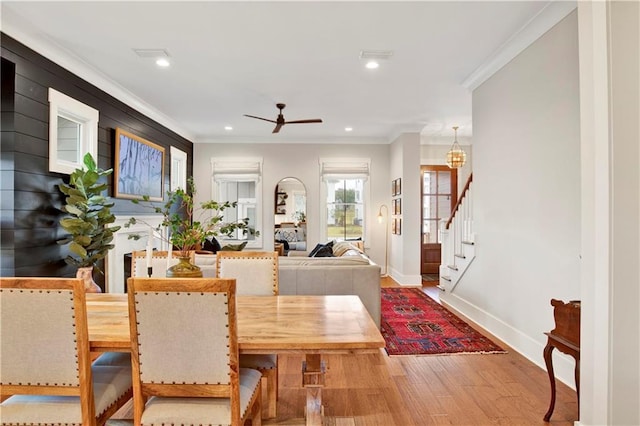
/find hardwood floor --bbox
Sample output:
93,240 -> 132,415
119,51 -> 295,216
111,277 -> 579,425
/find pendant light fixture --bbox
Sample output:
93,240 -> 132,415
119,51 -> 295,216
446,126 -> 466,169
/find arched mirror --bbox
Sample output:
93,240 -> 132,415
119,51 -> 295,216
274,177 -> 306,255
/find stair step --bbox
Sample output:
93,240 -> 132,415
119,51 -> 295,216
447,264 -> 458,271
454,253 -> 466,259
441,275 -> 452,282
462,240 -> 475,245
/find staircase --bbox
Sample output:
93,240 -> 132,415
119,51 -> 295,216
439,174 -> 475,292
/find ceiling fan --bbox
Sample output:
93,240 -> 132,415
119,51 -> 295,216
244,103 -> 323,134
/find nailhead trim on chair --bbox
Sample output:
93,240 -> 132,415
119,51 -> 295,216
0,288 -> 79,387
136,290 -> 232,385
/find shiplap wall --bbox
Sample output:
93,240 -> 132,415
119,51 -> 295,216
0,33 -> 193,290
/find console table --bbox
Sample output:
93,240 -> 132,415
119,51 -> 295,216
543,299 -> 580,421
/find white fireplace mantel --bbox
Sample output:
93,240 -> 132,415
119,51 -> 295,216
106,215 -> 167,293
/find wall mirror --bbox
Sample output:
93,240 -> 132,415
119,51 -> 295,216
274,177 -> 306,254
48,88 -> 99,174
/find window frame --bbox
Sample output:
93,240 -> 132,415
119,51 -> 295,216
210,157 -> 263,248
319,158 -> 370,244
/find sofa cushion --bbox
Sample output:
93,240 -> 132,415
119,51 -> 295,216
279,256 -> 370,266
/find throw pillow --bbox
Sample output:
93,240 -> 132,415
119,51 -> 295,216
220,241 -> 248,251
312,245 -> 335,257
308,240 -> 334,257
202,236 -> 222,253
332,241 -> 363,257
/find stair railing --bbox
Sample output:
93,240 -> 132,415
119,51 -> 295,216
439,173 -> 474,290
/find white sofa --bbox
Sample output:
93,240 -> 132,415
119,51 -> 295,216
194,244 -> 381,328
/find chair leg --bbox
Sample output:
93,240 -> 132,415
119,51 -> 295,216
261,368 -> 277,419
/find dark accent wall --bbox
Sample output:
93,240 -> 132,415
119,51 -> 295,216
0,33 -> 194,290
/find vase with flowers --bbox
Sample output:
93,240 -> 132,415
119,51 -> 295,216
124,177 -> 256,277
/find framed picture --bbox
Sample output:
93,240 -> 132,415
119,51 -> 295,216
395,178 -> 402,196
393,198 -> 402,215
392,218 -> 402,235
392,179 -> 397,196
114,128 -> 165,201
275,191 -> 287,214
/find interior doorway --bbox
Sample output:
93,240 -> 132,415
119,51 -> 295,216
421,165 -> 457,275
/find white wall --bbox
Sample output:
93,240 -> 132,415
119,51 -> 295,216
192,142 -> 392,270
441,11 -> 581,387
390,133 -> 421,285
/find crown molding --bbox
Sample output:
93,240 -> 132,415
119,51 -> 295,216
1,8 -> 195,142
461,1 -> 577,91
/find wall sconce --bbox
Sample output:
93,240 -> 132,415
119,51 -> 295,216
377,204 -> 389,277
446,126 -> 466,169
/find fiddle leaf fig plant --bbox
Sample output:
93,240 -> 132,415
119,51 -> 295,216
58,153 -> 120,269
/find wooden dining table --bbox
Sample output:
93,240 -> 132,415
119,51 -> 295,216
86,293 -> 385,425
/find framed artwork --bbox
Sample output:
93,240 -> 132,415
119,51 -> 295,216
392,178 -> 402,196
275,191 -> 287,214
392,198 -> 402,215
114,128 -> 165,201
392,218 -> 402,235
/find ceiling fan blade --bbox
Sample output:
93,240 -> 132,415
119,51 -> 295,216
272,122 -> 284,133
285,119 -> 323,124
244,114 -> 277,124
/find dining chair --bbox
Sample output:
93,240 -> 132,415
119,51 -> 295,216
216,251 -> 279,418
127,277 -> 262,426
130,249 -> 188,278
0,277 -> 133,425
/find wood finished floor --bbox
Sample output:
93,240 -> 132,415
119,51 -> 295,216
111,277 -> 579,425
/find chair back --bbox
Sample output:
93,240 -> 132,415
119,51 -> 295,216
131,250 -> 190,277
0,278 -> 95,420
127,277 -> 242,424
216,251 -> 279,295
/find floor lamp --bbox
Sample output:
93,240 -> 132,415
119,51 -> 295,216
377,204 -> 389,277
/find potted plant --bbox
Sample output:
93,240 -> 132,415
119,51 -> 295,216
58,153 -> 120,292
125,177 -> 256,277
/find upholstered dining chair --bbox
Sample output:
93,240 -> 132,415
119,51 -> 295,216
127,277 -> 262,426
216,251 -> 279,418
131,250 -> 188,278
0,277 -> 133,425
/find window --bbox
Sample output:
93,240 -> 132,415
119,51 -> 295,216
211,158 -> 263,248
48,88 -> 98,174
170,146 -> 187,191
320,158 -> 370,243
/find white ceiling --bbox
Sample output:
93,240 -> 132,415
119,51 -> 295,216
1,1 -> 572,144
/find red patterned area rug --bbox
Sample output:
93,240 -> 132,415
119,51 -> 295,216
381,287 -> 507,356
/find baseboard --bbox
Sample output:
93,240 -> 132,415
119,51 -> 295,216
388,268 -> 422,286
441,292 -> 577,391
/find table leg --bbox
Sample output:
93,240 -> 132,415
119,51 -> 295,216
543,343 -> 556,422
303,354 -> 326,426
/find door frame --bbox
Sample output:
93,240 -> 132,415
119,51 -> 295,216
420,165 -> 458,275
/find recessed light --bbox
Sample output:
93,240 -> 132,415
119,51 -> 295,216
360,50 -> 393,70
345,127 -> 353,132
224,126 -> 233,131
155,58 -> 170,67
